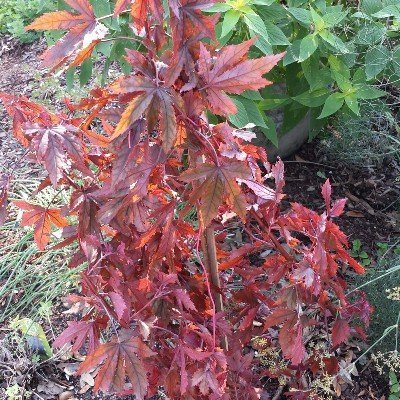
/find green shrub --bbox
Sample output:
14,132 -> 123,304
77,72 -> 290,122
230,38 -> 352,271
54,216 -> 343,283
0,0 -> 57,43
206,0 -> 400,144
320,99 -> 400,166
354,250 -> 400,353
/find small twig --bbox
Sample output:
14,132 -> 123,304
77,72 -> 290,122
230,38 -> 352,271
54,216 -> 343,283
97,9 -> 131,21
250,209 -> 295,263
272,385 -> 285,400
283,160 -> 338,169
32,392 -> 46,400
101,36 -> 142,44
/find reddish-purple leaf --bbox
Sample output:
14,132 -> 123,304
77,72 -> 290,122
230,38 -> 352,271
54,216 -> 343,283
53,318 -> 107,353
321,179 -> 332,212
78,333 -> 155,396
332,318 -> 350,347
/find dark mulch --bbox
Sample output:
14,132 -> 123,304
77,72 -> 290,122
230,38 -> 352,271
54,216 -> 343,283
283,141 -> 400,256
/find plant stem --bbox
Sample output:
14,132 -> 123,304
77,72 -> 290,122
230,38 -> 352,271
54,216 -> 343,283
101,36 -> 142,43
201,227 -> 229,350
202,227 -> 224,314
97,9 -> 131,21
395,310 -> 400,353
250,208 -> 295,262
346,264 -> 400,296
350,325 -> 396,368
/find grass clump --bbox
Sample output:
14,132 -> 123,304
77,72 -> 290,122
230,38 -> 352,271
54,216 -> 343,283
353,247 -> 400,353
321,100 -> 400,167
0,173 -> 81,324
0,220 -> 82,324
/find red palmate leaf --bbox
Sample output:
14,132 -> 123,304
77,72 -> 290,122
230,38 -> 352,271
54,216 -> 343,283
179,161 -> 252,226
332,318 -> 350,347
53,318 -> 107,353
94,142 -> 161,225
321,179 -> 332,212
26,0 -> 107,67
26,123 -> 90,186
111,73 -> 179,150
192,366 -> 221,396
170,0 -> 220,43
263,308 -> 297,331
14,200 -> 68,250
279,323 -> 305,366
198,39 -> 285,115
78,333 -> 155,397
114,0 -> 131,16
130,0 -> 163,31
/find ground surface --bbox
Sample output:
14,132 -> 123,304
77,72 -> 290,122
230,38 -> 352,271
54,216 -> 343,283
0,38 -> 399,400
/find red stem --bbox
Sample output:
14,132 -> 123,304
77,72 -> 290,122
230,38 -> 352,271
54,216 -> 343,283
250,208 -> 295,263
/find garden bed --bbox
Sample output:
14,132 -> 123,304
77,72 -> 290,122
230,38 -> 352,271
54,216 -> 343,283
0,37 -> 399,400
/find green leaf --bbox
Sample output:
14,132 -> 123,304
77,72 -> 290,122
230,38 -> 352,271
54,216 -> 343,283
244,12 -> 270,40
365,45 -> 390,80
264,20 -> 290,45
287,7 -> 312,25
310,7 -> 325,31
323,10 -> 348,27
354,24 -> 386,45
228,96 -> 267,128
372,5 -> 400,18
329,55 -> 352,92
283,40 -> 301,65
302,57 -> 332,90
258,93 -> 292,110
392,46 -> 400,76
344,93 -> 360,115
352,239 -> 362,251
204,3 -> 232,12
288,0 -> 308,6
390,371 -> 398,385
360,0 -> 383,15
319,30 -> 349,53
314,0 -> 327,13
244,12 -> 274,53
101,58 -> 111,86
66,67 -> 76,91
260,116 -> 278,147
216,22 -> 235,44
256,3 -> 287,21
318,92 -> 345,119
298,34 -> 318,62
97,41 -> 112,57
241,90 -> 264,100
252,0 -> 275,5
221,9 -> 241,37
329,55 -> 351,80
353,68 -> 367,84
92,0 -> 117,29
293,88 -> 330,107
355,85 -> 386,99
11,318 -> 53,359
80,58 -> 93,87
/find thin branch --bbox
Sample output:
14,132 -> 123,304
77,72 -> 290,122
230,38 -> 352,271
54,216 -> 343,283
250,208 -> 295,263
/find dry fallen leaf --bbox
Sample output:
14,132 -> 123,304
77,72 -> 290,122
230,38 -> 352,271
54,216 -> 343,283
59,391 -> 75,400
346,211 -> 365,218
80,372 -> 95,389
